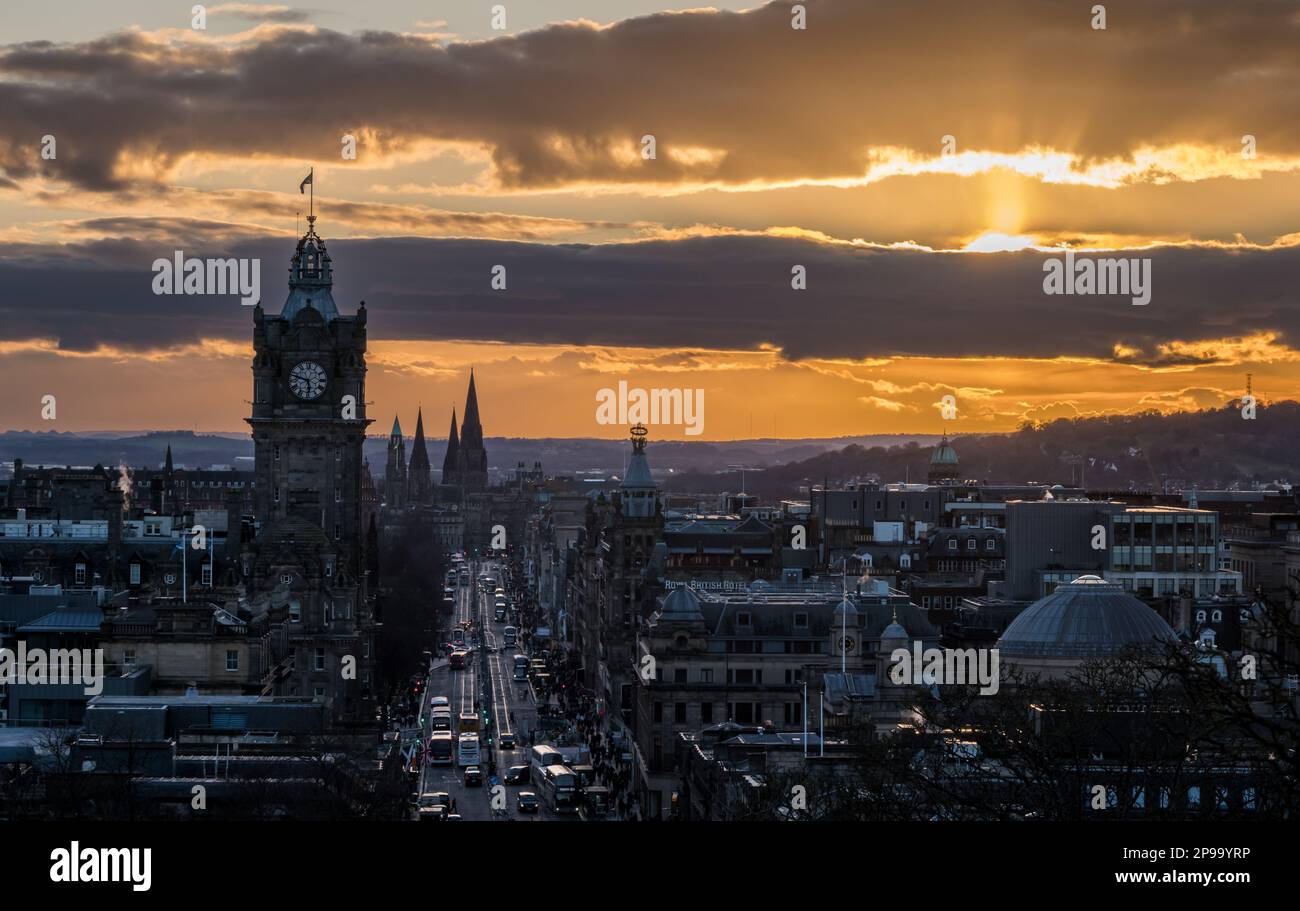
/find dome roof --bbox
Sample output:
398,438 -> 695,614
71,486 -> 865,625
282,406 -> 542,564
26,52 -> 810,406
997,575 -> 1176,659
656,586 -> 704,623
881,619 -> 909,642
930,437 -> 959,465
833,595 -> 858,617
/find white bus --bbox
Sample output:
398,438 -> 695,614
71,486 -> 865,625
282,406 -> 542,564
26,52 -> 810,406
458,732 -> 482,768
529,744 -> 565,784
428,731 -> 455,765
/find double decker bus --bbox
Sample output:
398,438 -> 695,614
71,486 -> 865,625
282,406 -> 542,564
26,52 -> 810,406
503,626 -> 518,648
427,731 -> 455,765
459,711 -> 480,736
457,732 -> 481,767
449,649 -> 468,670
529,744 -> 564,784
513,654 -> 529,681
539,764 -> 578,814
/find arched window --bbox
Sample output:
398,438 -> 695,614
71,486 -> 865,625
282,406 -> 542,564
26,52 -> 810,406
1196,610 -> 1207,623
1211,609 -> 1222,622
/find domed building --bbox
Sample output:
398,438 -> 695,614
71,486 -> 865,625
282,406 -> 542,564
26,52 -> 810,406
927,432 -> 960,484
996,575 -> 1177,678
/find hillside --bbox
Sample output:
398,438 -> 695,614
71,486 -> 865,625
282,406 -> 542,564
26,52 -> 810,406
660,403 -> 1297,498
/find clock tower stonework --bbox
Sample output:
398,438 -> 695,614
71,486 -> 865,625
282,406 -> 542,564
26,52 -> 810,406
246,214 -> 375,722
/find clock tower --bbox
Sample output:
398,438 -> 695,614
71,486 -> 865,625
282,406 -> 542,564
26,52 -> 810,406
248,214 -> 370,570
246,214 -> 375,721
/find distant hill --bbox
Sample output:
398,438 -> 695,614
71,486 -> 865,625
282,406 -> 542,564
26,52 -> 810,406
0,429 -> 940,478
660,403 -> 1299,498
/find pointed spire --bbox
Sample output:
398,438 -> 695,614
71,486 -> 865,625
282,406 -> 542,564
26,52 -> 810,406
442,406 -> 461,481
462,369 -> 482,443
410,407 -> 430,470
164,445 -> 174,474
390,414 -> 402,438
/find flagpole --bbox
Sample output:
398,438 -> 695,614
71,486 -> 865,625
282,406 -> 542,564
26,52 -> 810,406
182,526 -> 187,604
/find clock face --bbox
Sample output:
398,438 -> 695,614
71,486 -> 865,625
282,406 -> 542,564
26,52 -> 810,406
289,361 -> 327,400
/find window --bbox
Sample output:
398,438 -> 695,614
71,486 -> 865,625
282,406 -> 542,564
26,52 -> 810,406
314,648 -> 326,671
1196,610 -> 1207,623
653,701 -> 663,723
986,538 -> 996,551
731,668 -> 756,685
130,563 -> 141,585
75,563 -> 86,585
674,703 -> 687,724
700,668 -> 714,684
966,538 -> 976,550
900,553 -> 911,569
1211,609 -> 1222,622
794,612 -> 808,628
124,649 -> 136,667
737,612 -> 751,627
324,560 -> 334,578
280,573 -> 294,586
289,601 -> 301,623
701,702 -> 713,723
313,687 -> 326,701
673,667 -> 687,683
201,564 -> 212,586
226,650 -> 239,672
784,702 -> 802,724
948,538 -> 958,551
274,486 -> 280,504
923,499 -> 931,511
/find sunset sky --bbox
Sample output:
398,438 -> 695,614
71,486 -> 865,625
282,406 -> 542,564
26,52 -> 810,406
1,0 -> 1298,440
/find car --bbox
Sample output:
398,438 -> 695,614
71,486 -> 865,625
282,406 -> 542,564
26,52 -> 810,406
464,766 -> 483,787
418,805 -> 448,821
504,764 -> 528,784
499,732 -> 516,749
418,790 -> 451,809
446,813 -> 463,821
517,791 -> 539,813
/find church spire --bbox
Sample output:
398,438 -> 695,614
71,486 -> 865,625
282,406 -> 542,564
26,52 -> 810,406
457,370 -> 488,490
442,407 -> 461,483
408,407 -> 432,504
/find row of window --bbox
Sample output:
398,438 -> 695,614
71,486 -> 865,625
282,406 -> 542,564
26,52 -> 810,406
653,700 -> 804,725
659,666 -> 808,684
723,640 -> 824,654
947,537 -> 998,551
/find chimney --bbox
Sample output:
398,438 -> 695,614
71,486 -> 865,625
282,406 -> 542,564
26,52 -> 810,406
149,476 -> 164,514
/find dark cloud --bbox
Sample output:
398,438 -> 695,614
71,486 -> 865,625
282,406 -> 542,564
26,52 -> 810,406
1,0 -> 1298,191
209,4 -> 314,24
1,220 -> 1296,363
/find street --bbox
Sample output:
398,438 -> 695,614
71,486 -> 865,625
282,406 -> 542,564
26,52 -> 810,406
415,559 -> 555,821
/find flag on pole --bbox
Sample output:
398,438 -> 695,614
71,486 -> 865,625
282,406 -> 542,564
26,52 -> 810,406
299,168 -> 313,193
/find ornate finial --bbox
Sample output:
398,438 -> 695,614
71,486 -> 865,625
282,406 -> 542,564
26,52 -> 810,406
630,422 -> 648,453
